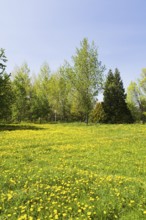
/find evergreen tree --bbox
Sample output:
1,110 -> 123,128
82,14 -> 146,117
0,49 -> 13,121
103,68 -> 133,123
90,102 -> 106,123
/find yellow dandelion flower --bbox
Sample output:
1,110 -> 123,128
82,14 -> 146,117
130,200 -> 135,203
7,193 -> 12,201
37,207 -> 41,212
87,212 -> 91,216
54,214 -> 59,219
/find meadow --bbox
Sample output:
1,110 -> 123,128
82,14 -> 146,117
0,123 -> 146,220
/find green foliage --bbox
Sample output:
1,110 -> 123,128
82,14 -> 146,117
0,49 -> 13,121
31,63 -> 52,122
103,69 -> 133,123
0,123 -> 146,219
68,38 -> 105,124
0,39 -> 105,123
127,69 -> 146,123
48,65 -> 71,121
127,82 -> 142,121
4,40 -> 146,124
12,63 -> 32,122
90,102 -> 106,123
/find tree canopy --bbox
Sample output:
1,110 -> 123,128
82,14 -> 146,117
67,38 -> 105,124
2,40 -> 145,124
0,49 -> 13,121
103,69 -> 133,123
127,68 -> 146,122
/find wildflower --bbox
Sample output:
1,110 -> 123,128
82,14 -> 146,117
54,214 -> 59,219
7,193 -> 12,201
63,213 -> 67,217
37,207 -> 41,212
130,200 -> 135,203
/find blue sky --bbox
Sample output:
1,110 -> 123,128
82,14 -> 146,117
1,0 -> 146,90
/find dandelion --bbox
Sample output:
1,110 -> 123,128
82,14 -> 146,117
1,123 -> 146,219
130,200 -> 135,204
87,212 -> 91,216
63,213 -> 67,217
18,214 -> 27,220
37,207 -> 41,212
7,193 -> 12,201
54,214 -> 59,219
89,197 -> 94,201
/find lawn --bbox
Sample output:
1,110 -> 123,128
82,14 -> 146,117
0,123 -> 146,219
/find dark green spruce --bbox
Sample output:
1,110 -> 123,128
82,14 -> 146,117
103,68 -> 133,123
0,49 -> 13,121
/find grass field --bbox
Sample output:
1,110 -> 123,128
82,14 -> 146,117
0,123 -> 146,220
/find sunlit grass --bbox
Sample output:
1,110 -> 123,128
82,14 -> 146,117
0,123 -> 146,219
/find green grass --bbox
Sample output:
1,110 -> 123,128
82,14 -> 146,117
0,123 -> 146,219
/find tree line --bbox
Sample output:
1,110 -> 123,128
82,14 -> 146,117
0,38 -> 145,124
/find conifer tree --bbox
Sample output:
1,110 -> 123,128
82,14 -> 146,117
0,49 -> 13,121
103,68 -> 133,123
90,102 -> 106,123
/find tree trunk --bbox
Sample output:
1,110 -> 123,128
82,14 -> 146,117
85,113 -> 89,125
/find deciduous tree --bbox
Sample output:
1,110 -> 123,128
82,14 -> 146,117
48,65 -> 71,121
67,38 -> 105,124
127,68 -> 146,122
12,63 -> 32,122
31,63 -> 51,122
